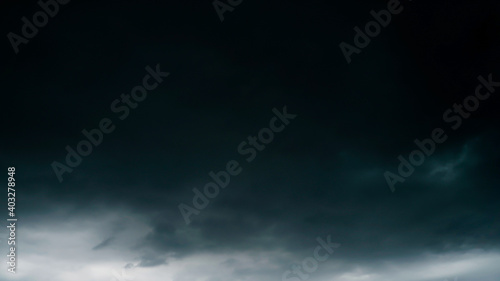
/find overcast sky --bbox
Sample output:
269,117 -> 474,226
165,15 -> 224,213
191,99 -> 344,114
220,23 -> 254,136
1,0 -> 500,281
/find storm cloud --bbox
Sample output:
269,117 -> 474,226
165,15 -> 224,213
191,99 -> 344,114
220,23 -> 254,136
0,0 -> 499,280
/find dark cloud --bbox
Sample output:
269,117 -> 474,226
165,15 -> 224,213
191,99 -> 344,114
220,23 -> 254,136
0,0 -> 499,280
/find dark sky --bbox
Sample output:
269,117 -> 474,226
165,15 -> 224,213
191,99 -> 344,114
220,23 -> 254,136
1,0 -> 499,280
